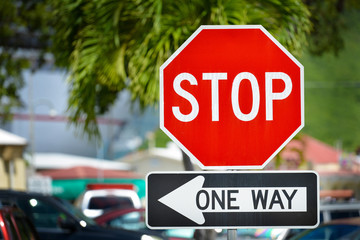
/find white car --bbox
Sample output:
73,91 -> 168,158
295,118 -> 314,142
74,189 -> 142,218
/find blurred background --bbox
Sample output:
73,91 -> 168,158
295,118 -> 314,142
0,1 -> 360,239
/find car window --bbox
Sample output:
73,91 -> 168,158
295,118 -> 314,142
17,197 -> 69,229
330,210 -> 360,220
13,212 -> 38,240
56,197 -> 96,226
108,211 -> 146,230
293,225 -> 360,239
89,196 -> 134,210
3,213 -> 17,239
166,229 -> 195,239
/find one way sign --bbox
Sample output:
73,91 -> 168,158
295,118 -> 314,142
146,171 -> 319,229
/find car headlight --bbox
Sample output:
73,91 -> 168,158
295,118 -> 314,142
79,220 -> 87,227
141,234 -> 163,240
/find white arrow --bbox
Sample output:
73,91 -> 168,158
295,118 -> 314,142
158,176 -> 307,225
158,176 -> 206,225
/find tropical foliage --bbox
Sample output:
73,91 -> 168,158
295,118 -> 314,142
303,10 -> 360,151
0,0 -> 50,122
48,0 -> 311,137
0,0 -> 48,121
0,0 -> 359,143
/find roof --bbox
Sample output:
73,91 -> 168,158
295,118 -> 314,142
303,135 -> 340,164
320,189 -> 354,199
149,142 -> 183,161
0,129 -> 27,146
33,153 -> 132,171
281,135 -> 340,164
120,142 -> 196,163
39,166 -> 141,180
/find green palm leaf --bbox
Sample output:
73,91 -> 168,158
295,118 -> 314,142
49,0 -> 311,138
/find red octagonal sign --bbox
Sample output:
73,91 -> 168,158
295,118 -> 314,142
160,25 -> 304,169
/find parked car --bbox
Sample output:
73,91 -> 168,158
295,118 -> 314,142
277,201 -> 360,239
289,217 -> 360,239
218,229 -> 287,240
217,201 -> 360,240
74,189 -> 142,218
94,208 -> 195,240
0,190 -> 163,240
0,201 -> 39,240
320,201 -> 360,222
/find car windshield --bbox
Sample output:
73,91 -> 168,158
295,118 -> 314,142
108,211 -> 146,230
292,224 -> 360,239
55,198 -> 97,226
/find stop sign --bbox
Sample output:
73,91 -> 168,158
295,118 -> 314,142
160,25 -> 304,169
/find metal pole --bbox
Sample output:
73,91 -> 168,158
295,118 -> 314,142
29,71 -> 35,176
9,160 -> 14,189
227,168 -> 238,240
227,229 -> 237,240
96,138 -> 104,182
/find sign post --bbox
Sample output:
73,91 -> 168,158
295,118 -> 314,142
147,171 -> 319,229
149,25 -> 317,238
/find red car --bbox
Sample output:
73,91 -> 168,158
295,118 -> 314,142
0,203 -> 39,240
94,208 -> 195,240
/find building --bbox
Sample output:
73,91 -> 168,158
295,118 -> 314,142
0,129 -> 27,190
266,134 -> 341,171
119,142 -> 201,177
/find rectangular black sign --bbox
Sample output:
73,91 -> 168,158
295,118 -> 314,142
146,171 -> 319,229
